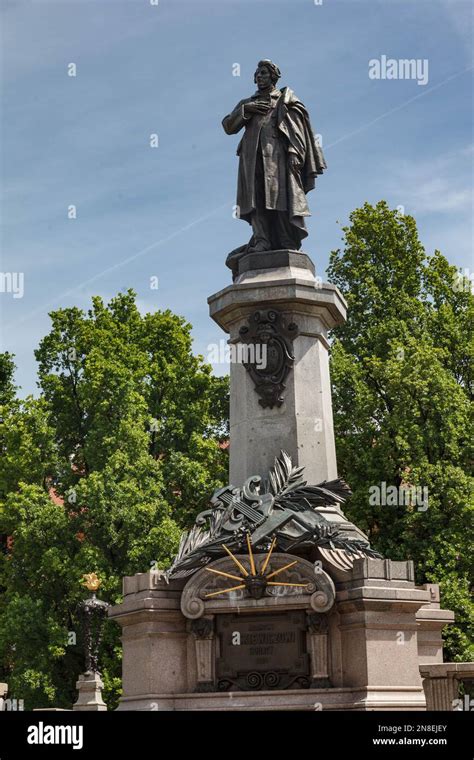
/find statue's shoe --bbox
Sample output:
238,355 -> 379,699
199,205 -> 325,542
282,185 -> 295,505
247,242 -> 272,253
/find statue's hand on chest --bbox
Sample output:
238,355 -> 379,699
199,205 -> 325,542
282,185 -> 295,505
243,100 -> 272,120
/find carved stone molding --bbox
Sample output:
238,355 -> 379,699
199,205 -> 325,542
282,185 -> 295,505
306,612 -> 331,688
190,617 -> 215,692
307,612 -> 329,634
238,309 -> 298,408
180,553 -> 335,619
191,617 -> 213,639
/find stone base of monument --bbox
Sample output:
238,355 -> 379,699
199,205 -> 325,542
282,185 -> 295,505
72,672 -> 107,711
108,251 -> 459,711
108,558 -> 454,711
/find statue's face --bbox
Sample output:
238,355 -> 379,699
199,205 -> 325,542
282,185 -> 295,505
255,65 -> 273,91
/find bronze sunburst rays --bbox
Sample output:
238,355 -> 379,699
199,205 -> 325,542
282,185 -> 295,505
204,534 -> 309,600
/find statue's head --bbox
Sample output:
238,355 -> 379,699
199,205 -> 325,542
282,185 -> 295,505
254,59 -> 281,91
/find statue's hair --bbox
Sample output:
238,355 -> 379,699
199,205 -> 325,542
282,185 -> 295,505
254,59 -> 281,85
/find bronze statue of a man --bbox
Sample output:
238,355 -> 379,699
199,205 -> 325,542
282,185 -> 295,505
223,59 -> 326,274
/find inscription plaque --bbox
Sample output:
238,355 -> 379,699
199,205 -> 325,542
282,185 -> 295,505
216,611 -> 310,691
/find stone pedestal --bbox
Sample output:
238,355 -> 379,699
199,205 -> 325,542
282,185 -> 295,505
208,251 -> 346,487
335,559 -> 429,709
73,672 -> 107,711
107,557 -> 458,711
208,251 -> 366,547
109,251 -> 458,712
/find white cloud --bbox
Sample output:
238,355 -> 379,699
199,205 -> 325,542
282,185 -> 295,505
385,146 -> 473,214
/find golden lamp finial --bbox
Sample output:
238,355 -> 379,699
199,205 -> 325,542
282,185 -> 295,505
82,572 -> 101,592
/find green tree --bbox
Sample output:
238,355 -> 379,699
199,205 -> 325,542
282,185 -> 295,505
0,353 -> 16,406
0,292 -> 229,708
328,201 -> 473,661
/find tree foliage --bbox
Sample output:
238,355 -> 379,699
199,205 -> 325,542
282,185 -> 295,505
0,292 -> 229,708
328,201 -> 473,660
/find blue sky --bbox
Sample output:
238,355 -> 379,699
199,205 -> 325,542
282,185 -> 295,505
0,0 -> 472,396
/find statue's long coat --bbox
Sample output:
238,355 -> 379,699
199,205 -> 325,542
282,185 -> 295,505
222,87 -> 326,241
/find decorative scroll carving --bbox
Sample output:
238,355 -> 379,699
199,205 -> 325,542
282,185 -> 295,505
181,553 -> 335,619
239,309 -> 298,408
191,617 -> 213,639
306,612 -> 329,634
